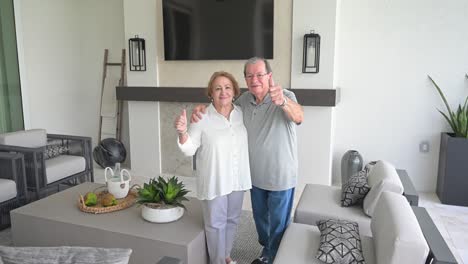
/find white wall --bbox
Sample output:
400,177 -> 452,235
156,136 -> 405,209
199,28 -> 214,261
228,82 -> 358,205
291,0 -> 338,192
15,0 -> 125,145
123,0 -> 161,177
333,0 -> 468,191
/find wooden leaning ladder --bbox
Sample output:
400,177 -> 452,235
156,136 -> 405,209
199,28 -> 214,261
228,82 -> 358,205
98,49 -> 126,142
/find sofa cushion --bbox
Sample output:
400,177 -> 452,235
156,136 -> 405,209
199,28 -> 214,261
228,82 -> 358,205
316,219 -> 366,263
341,171 -> 370,207
46,155 -> 86,184
274,223 -> 375,264
366,160 -> 402,189
294,184 -> 372,236
0,129 -> 47,148
371,192 -> 429,264
363,160 -> 403,216
0,246 -> 132,264
0,179 -> 17,203
363,161 -> 377,173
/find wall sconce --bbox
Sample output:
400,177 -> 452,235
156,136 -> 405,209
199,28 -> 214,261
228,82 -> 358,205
302,31 -> 320,73
128,35 -> 146,71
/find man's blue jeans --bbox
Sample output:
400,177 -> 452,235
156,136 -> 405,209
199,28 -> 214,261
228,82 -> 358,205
250,186 -> 295,263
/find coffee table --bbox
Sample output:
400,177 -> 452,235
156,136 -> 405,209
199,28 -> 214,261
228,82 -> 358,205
10,182 -> 207,264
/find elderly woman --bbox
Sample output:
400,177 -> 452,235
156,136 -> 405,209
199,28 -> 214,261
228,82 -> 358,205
174,71 -> 252,264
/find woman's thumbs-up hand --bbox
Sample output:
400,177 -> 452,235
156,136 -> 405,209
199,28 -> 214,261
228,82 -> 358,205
175,109 -> 188,135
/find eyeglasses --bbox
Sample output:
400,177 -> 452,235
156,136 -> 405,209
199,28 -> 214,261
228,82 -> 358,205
245,73 -> 268,80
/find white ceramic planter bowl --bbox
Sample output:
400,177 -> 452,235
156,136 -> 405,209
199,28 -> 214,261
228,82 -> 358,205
141,205 -> 184,223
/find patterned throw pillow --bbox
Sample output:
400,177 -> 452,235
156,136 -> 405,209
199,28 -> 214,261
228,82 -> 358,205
44,144 -> 69,160
316,219 -> 366,264
341,171 -> 370,207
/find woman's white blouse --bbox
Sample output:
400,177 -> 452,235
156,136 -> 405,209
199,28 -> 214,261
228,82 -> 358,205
177,104 -> 252,200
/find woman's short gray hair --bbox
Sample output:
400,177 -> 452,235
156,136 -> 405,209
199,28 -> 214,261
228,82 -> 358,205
243,57 -> 272,76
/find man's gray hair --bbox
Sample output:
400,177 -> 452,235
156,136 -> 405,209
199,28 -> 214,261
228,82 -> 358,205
243,57 -> 272,76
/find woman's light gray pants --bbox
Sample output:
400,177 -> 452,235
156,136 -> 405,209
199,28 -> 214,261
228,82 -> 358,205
201,191 -> 244,264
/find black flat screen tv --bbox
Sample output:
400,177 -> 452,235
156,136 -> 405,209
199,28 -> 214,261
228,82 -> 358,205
162,0 -> 273,60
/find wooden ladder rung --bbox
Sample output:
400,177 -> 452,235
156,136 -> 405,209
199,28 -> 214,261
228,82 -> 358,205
106,63 -> 122,66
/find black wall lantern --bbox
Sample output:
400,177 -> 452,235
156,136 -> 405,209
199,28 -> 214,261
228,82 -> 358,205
302,31 -> 320,73
129,35 -> 146,71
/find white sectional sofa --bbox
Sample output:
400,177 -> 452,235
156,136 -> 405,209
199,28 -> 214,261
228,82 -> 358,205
275,192 -> 430,264
294,160 -> 404,236
275,160 -> 457,264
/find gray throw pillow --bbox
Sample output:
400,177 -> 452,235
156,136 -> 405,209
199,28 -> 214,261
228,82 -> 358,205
0,246 -> 132,264
316,219 -> 366,264
341,170 -> 370,207
44,144 -> 69,160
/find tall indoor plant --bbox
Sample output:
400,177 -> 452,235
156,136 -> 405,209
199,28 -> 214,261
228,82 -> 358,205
137,176 -> 190,223
429,75 -> 468,206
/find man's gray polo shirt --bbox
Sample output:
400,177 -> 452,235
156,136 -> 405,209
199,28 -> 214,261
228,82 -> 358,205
236,89 -> 298,191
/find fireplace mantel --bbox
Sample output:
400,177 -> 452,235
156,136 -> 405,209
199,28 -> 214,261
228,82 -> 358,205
117,86 -> 340,107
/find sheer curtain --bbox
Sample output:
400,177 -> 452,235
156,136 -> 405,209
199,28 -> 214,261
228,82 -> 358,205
0,0 -> 24,133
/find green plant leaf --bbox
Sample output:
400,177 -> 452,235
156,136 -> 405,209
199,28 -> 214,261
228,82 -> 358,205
458,111 -> 467,137
438,110 -> 457,133
137,176 -> 190,206
429,75 -> 468,137
429,76 -> 455,116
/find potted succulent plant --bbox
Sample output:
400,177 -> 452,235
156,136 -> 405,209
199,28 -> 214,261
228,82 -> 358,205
429,75 -> 468,206
136,176 -> 190,223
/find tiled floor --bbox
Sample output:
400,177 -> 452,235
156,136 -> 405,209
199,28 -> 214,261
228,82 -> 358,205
95,167 -> 468,264
419,192 -> 468,264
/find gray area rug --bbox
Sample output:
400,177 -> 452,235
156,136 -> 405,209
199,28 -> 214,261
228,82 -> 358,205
232,210 -> 263,264
0,210 -> 262,263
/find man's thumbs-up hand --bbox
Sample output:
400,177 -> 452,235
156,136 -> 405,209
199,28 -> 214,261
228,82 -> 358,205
268,75 -> 285,106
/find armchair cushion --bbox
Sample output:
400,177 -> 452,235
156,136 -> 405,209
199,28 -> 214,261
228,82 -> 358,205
371,192 -> 429,264
45,155 -> 86,184
0,246 -> 132,264
0,179 -> 16,203
363,160 -> 403,216
0,129 -> 46,148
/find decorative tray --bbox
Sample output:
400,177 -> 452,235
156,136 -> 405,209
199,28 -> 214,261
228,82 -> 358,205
78,190 -> 138,214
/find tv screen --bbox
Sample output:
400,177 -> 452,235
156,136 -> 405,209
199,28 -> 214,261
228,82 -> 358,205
162,0 -> 273,60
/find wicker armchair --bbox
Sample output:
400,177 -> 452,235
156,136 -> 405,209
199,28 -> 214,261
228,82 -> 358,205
0,129 -> 94,201
0,152 -> 28,230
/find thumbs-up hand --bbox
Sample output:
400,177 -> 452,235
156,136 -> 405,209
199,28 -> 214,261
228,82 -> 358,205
175,109 -> 188,135
268,75 -> 285,106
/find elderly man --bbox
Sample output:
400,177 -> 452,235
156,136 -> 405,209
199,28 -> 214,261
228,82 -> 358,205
192,57 -> 303,264
238,57 -> 302,264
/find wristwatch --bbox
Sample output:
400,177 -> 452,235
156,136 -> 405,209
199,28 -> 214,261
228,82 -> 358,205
280,97 -> 288,107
